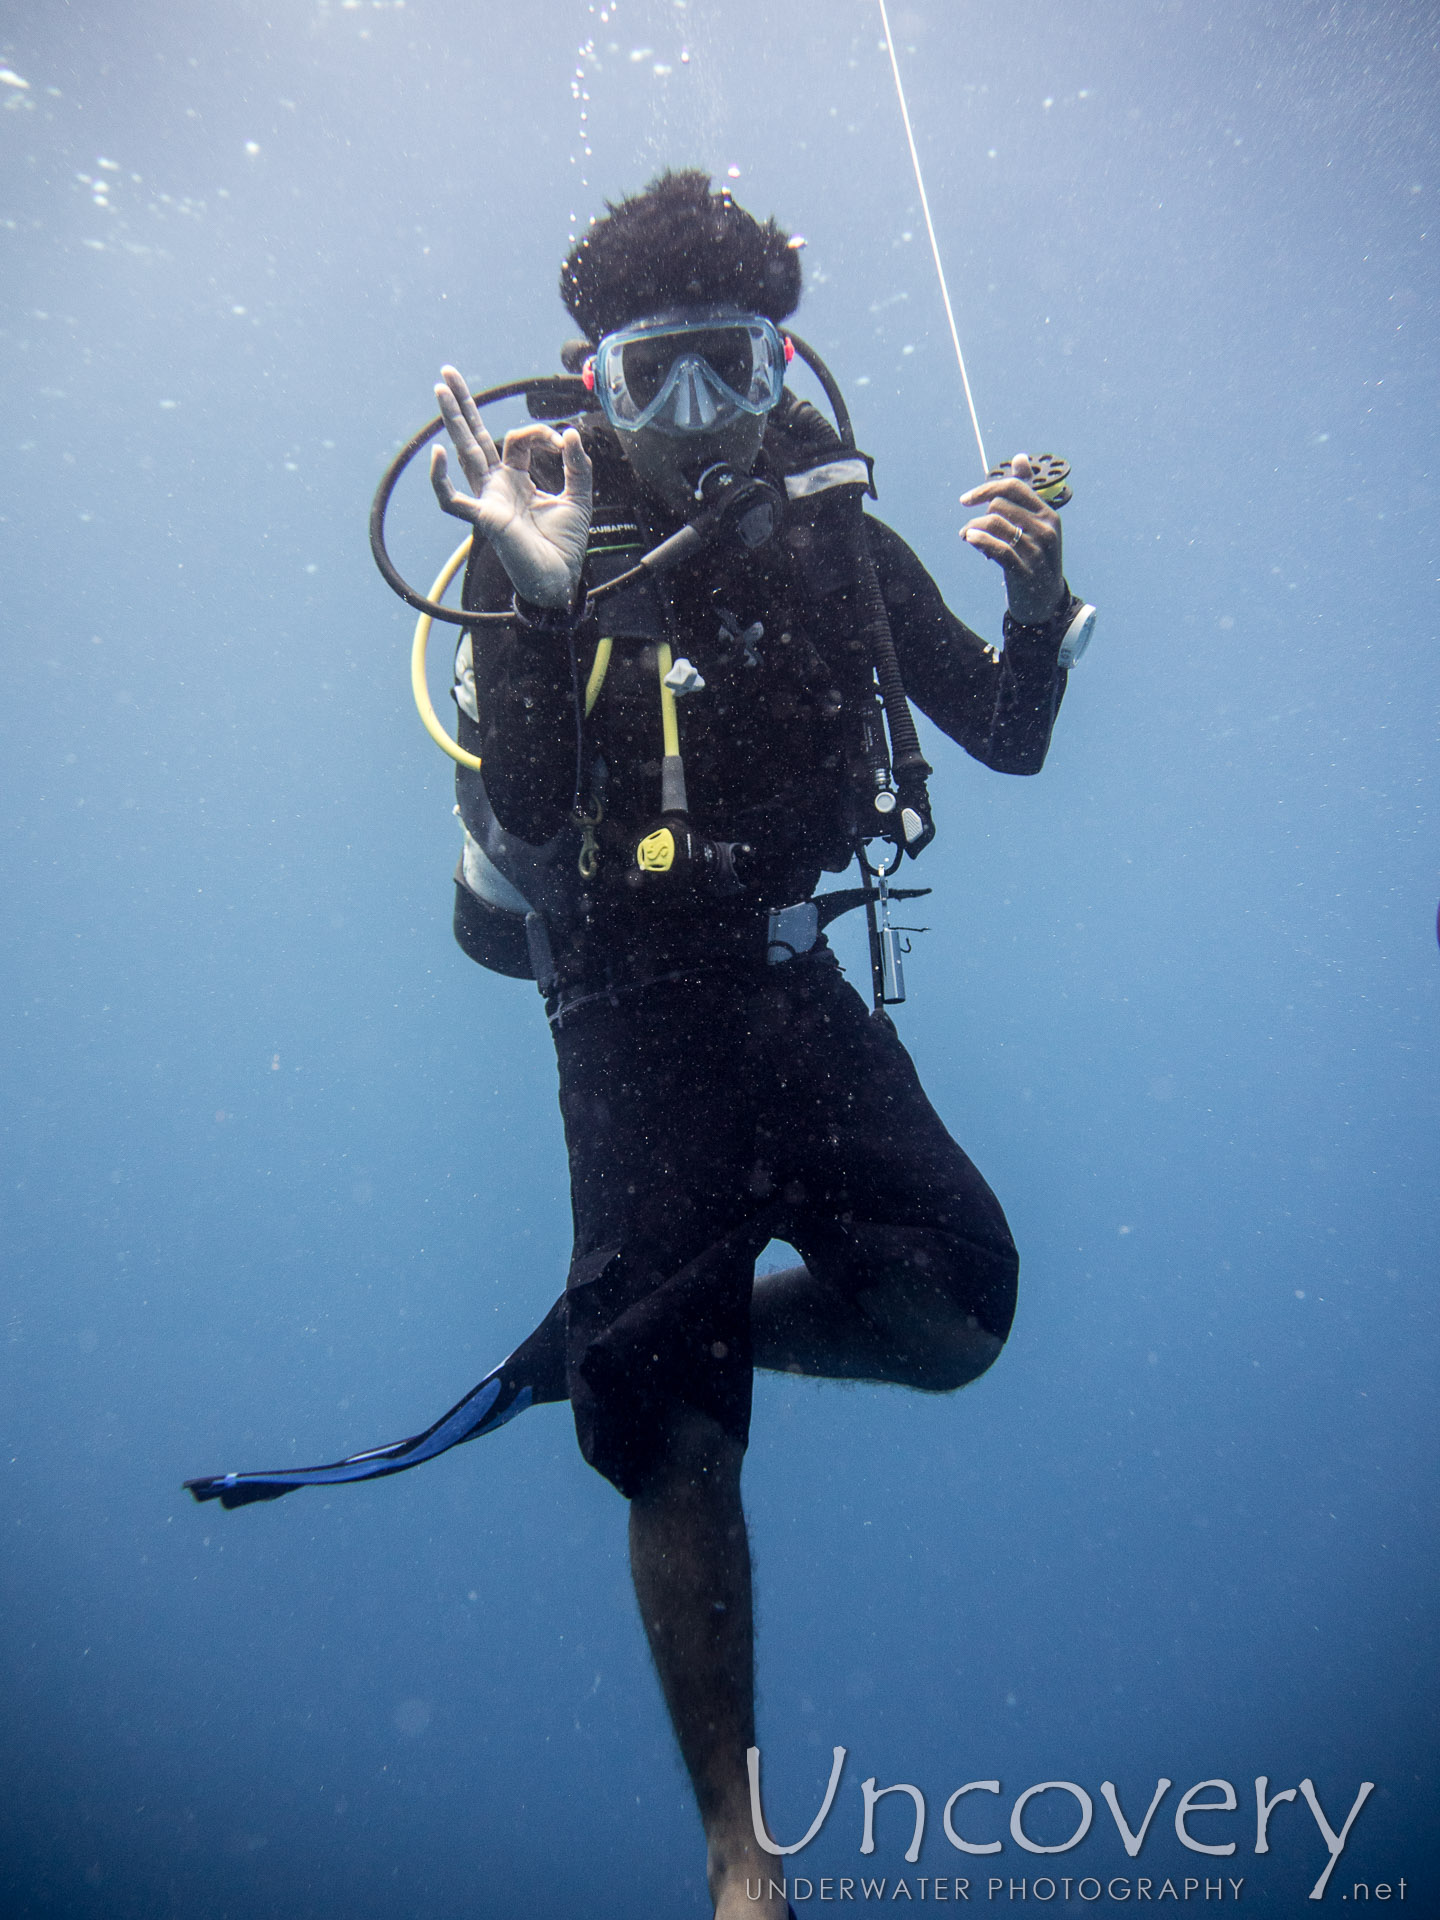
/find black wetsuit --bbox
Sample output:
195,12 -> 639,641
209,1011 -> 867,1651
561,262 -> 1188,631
458,399 -> 1071,1498
183,401 -> 1075,1514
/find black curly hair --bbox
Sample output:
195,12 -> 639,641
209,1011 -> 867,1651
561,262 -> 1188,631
560,168 -> 803,344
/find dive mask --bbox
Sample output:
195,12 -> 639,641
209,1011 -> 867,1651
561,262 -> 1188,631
586,307 -> 791,437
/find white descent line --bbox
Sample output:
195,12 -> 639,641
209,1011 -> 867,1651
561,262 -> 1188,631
876,0 -> 989,475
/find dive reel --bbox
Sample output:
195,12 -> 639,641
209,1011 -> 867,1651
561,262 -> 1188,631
988,451 -> 1072,509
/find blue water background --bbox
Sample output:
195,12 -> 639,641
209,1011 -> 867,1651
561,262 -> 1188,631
2,2 -> 1436,1912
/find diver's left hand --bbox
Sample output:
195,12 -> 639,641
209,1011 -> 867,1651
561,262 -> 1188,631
959,452 -> 1064,626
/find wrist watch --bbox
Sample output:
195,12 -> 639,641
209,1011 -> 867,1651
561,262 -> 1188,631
1057,600 -> 1097,669
1004,589 -> 1097,670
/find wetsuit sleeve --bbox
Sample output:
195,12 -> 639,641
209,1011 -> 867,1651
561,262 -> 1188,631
463,539 -> 580,842
866,515 -> 1067,775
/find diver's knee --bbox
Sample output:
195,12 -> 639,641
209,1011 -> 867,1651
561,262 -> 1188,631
909,1227 -> 1017,1390
876,1225 -> 1017,1391
914,1316 -> 1008,1393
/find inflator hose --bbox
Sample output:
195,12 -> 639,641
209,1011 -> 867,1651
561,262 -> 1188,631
370,375 -> 588,625
785,333 -> 935,855
846,508 -> 935,844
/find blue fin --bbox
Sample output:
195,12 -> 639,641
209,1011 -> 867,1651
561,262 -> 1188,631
184,1364 -> 535,1509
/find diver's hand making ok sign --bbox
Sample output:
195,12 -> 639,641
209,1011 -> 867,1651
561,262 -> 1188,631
430,365 -> 593,611
960,452 -> 1065,626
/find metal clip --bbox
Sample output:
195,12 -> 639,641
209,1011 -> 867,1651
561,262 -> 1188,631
575,800 -> 603,880
876,860 -> 906,1004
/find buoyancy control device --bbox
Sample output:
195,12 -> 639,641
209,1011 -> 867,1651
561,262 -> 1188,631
368,335 -> 1063,1011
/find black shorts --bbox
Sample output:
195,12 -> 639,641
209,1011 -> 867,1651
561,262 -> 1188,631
553,953 -> 1018,1497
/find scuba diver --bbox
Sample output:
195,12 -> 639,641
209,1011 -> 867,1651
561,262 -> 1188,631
188,170 -> 1094,1920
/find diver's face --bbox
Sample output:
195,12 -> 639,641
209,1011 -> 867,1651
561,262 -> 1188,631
618,411 -> 767,514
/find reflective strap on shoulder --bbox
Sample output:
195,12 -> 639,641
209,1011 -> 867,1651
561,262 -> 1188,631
784,457 -> 873,500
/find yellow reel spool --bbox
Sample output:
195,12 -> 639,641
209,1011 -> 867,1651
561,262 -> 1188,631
411,535 -> 483,771
986,452 -> 1073,509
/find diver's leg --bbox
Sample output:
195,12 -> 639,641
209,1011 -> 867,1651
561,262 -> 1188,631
749,963 -> 1017,1391
628,1408 -> 785,1920
553,979 -> 776,1915
751,1236 -> 1004,1389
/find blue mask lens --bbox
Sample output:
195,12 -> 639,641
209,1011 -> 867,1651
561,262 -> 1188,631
592,309 -> 786,436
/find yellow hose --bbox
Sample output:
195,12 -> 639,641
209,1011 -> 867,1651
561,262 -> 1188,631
585,636 -> 613,716
656,641 -> 681,759
412,547 -> 618,769
411,536 -> 482,771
